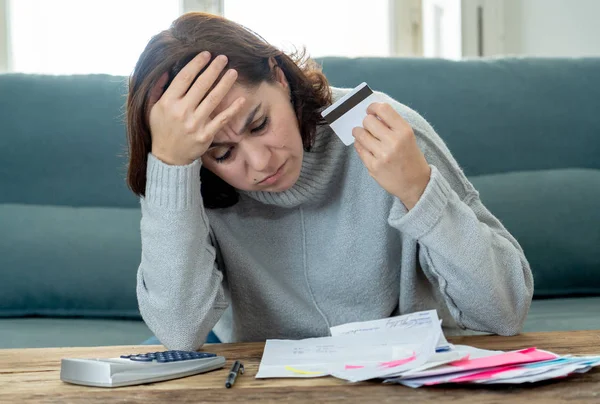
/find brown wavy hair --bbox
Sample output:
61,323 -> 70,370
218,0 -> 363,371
126,12 -> 332,208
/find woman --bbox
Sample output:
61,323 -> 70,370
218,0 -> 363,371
126,12 -> 533,351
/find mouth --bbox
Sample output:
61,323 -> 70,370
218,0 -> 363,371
257,161 -> 286,186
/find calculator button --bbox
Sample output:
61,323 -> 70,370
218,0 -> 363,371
122,350 -> 217,362
130,356 -> 154,362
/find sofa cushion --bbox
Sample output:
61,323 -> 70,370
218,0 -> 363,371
523,297 -> 600,332
0,318 -> 151,348
470,168 -> 600,297
0,204 -> 141,318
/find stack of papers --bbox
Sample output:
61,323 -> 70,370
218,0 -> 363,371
256,310 -> 600,386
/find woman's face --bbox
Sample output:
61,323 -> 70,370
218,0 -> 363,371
201,63 -> 303,192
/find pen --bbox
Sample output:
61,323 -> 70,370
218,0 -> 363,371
225,360 -> 244,388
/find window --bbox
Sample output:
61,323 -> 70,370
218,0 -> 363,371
7,0 -> 181,75
422,0 -> 461,59
5,0 -> 411,75
223,0 -> 391,58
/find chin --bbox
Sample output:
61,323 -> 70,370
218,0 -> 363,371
264,179 -> 292,193
272,182 -> 294,192
267,171 -> 300,193
253,159 -> 301,192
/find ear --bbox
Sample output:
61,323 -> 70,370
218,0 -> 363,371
268,57 -> 289,89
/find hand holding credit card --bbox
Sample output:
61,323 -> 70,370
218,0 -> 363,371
321,82 -> 387,145
321,82 -> 432,210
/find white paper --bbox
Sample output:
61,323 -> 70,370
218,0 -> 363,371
330,326 -> 441,382
256,310 -> 446,380
479,356 -> 600,384
255,306 -> 600,386
330,310 -> 452,351
256,331 -> 431,379
487,364 -> 588,384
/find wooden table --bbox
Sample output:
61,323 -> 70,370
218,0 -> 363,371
1,330 -> 599,403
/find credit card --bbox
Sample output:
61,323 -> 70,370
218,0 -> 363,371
321,82 -> 386,145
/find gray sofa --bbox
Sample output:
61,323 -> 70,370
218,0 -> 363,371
1,57 -> 599,349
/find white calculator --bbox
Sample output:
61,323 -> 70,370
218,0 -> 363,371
60,350 -> 226,388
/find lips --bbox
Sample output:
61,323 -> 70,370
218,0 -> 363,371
258,162 -> 285,185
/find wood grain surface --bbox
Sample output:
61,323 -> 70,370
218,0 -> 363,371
1,330 -> 599,403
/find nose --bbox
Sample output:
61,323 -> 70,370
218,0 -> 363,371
243,138 -> 272,174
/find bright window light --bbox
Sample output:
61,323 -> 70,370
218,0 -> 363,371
7,0 -> 392,75
224,0 -> 391,58
8,0 -> 181,75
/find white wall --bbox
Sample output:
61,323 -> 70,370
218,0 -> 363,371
504,0 -> 600,57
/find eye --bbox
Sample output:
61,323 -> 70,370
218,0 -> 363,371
251,116 -> 269,134
215,146 -> 234,163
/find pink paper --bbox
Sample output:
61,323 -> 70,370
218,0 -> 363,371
450,365 -> 521,383
448,348 -> 557,372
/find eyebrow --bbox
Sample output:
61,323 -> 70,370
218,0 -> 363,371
209,102 -> 262,149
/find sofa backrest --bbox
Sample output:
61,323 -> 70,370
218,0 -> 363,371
0,74 -> 142,319
0,74 -> 137,208
1,57 -> 599,320
318,57 -> 600,176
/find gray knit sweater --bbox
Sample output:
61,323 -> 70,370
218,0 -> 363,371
137,87 -> 534,351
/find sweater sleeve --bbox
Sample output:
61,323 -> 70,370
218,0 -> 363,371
136,153 -> 229,350
383,97 -> 534,336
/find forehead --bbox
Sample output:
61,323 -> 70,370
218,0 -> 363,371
212,79 -> 276,113
210,83 -> 266,138
212,80 -> 281,115
211,83 -> 254,117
